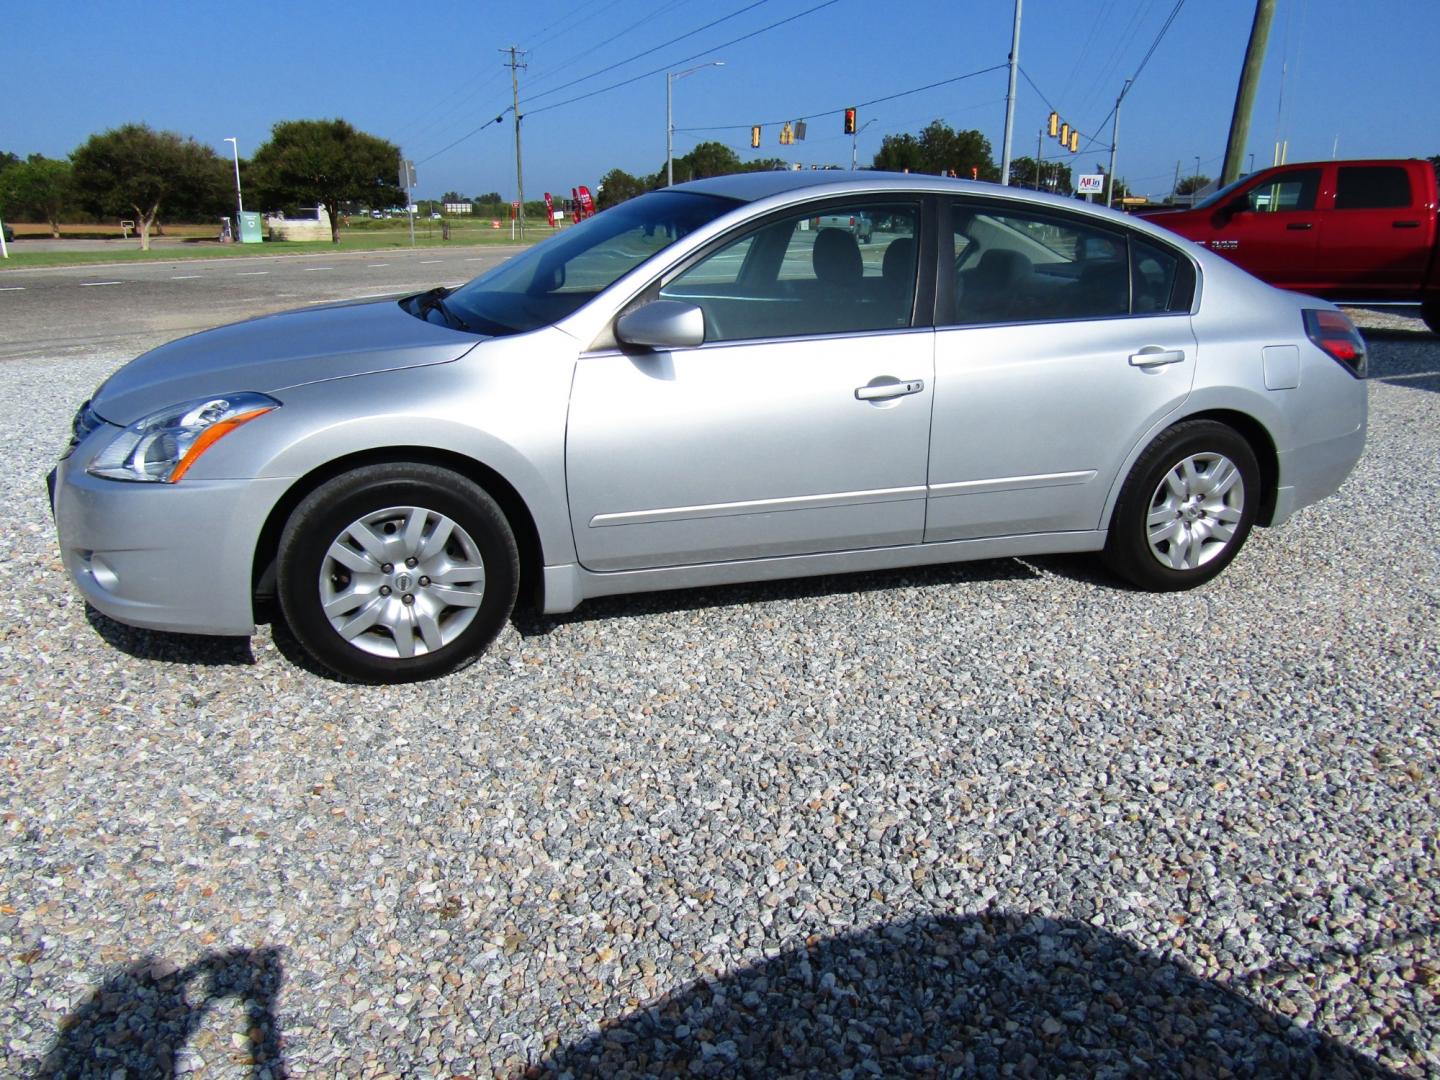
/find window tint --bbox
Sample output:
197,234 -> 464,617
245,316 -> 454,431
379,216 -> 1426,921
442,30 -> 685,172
660,203 -> 919,342
1132,238 -> 1183,313
947,203 -> 1129,324
1335,166 -> 1412,209
1243,168 -> 1320,212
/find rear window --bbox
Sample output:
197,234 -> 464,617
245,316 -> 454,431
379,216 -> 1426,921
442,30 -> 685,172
1335,166 -> 1412,210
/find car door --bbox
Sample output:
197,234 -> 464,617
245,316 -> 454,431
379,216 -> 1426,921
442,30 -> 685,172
566,198 -> 935,572
927,200 -> 1198,542
1319,164 -> 1430,293
1206,166 -> 1323,288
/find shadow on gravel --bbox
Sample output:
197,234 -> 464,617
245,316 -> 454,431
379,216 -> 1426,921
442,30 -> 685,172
84,606 -> 255,668
40,947 -> 286,1079
538,912 -> 1400,1079
511,556 -> 1089,638
1362,331 -> 1440,395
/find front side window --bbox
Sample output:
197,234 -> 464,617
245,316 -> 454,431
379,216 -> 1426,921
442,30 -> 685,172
446,191 -> 739,336
1335,166 -> 1412,209
947,203 -> 1130,324
1243,168 -> 1320,212
659,202 -> 919,342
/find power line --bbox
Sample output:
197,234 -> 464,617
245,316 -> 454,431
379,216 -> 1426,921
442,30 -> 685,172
674,62 -> 1008,132
1076,0 -> 1187,156
520,0 -> 777,107
525,0 -> 695,90
523,0 -> 844,118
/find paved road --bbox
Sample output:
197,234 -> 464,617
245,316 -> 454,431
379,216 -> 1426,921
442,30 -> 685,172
0,244 -> 524,363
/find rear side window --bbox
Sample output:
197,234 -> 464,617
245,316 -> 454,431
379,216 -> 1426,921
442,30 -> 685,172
1335,166 -> 1412,209
944,201 -> 1194,325
1132,238 -> 1186,314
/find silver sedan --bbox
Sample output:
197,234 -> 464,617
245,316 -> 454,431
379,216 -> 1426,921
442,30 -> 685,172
50,173 -> 1368,682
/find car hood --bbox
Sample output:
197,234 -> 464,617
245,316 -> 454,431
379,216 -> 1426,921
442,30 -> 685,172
90,298 -> 483,425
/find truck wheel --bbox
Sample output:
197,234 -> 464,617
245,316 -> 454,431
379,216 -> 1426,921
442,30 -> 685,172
1423,298 -> 1440,335
277,463 -> 519,683
1103,420 -> 1259,592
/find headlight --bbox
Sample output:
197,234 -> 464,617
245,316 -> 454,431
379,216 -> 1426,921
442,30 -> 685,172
87,393 -> 279,483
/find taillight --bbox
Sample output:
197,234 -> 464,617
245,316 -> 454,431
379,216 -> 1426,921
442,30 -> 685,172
1303,309 -> 1367,378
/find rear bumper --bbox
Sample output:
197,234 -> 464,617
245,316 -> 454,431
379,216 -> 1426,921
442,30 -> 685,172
1269,416 -> 1367,526
50,454 -> 289,635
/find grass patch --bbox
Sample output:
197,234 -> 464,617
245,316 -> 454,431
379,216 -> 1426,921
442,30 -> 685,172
0,229 -> 545,270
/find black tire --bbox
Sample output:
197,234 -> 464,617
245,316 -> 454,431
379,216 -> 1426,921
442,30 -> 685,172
1103,420 -> 1260,592
1422,298 -> 1440,336
277,463 -> 518,683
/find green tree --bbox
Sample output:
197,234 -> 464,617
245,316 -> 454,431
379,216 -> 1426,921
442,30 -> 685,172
441,190 -> 465,203
0,151 -> 19,173
248,119 -> 403,243
0,155 -> 74,237
71,124 -> 229,250
1008,156 -> 1072,194
662,141 -> 743,185
1175,174 -> 1212,196
596,168 -> 647,209
873,132 -> 924,172
917,121 -> 998,179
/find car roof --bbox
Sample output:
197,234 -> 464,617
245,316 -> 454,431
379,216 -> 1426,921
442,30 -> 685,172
674,169 -> 947,202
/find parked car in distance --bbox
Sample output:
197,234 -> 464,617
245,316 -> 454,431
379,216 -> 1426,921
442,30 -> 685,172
2,223 -> 14,243
50,172 -> 1368,682
813,211 -> 872,243
1137,159 -> 1440,332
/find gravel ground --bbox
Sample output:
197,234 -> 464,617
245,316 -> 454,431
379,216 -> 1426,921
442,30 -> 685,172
1,309 -> 1437,1078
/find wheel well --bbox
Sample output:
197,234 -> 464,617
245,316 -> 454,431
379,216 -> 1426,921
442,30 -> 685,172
251,449 -> 546,621
1178,409 -> 1281,525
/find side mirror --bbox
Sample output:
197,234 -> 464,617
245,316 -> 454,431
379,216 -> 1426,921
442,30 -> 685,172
615,300 -> 705,349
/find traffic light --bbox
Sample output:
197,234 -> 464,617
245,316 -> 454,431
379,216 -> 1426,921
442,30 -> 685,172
1048,112 -> 1059,138
1060,122 -> 1070,146
780,122 -> 794,145
795,120 -> 807,141
751,125 -> 761,148
1069,129 -> 1079,153
844,108 -> 857,135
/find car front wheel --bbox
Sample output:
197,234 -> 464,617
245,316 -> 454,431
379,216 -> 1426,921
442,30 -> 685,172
277,463 -> 519,682
1103,420 -> 1259,591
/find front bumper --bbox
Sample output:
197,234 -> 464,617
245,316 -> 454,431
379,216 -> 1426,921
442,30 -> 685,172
50,451 -> 291,636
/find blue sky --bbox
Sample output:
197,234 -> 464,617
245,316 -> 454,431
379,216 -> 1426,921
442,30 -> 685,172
5,0 -> 1436,203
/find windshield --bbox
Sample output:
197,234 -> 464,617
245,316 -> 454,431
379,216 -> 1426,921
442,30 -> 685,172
445,191 -> 741,336
1192,173 -> 1254,210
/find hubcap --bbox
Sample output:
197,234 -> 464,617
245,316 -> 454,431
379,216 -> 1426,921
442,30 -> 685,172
319,506 -> 486,659
1145,452 -> 1245,571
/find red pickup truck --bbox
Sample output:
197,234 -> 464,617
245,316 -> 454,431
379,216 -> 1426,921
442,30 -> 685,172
1137,159 -> 1440,332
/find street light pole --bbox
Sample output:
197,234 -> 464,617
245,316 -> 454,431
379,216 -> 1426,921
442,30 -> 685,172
1105,79 -> 1132,208
667,61 -> 724,187
1000,0 -> 1022,185
223,137 -> 243,214
850,118 -> 876,171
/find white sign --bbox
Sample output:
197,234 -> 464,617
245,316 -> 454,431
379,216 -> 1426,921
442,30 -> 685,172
1077,174 -> 1106,194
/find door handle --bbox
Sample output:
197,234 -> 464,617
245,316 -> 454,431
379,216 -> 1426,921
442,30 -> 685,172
855,378 -> 925,401
1393,220 -> 1421,229
1129,347 -> 1185,368
1286,222 -> 1313,231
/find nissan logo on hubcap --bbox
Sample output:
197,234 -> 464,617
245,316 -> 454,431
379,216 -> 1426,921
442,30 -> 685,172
395,572 -> 413,591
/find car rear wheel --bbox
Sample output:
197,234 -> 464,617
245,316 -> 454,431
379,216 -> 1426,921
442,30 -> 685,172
1103,420 -> 1259,591
277,463 -> 518,683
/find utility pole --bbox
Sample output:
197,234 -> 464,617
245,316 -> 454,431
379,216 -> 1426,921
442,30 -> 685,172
1221,0 -> 1275,186
503,46 -> 528,240
1171,160 -> 1182,200
1035,129 -> 1044,190
1105,79 -> 1131,208
1000,0 -> 1022,185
